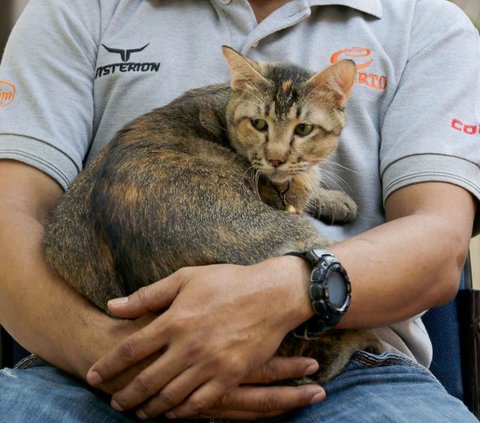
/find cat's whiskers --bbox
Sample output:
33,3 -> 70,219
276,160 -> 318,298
322,157 -> 359,175
243,164 -> 256,180
253,169 -> 262,200
207,120 -> 229,133
317,158 -> 357,193
242,165 -> 263,201
319,168 -> 352,193
283,163 -> 309,175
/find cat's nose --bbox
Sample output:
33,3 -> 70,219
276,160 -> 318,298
269,159 -> 285,168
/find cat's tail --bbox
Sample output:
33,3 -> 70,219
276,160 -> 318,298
278,329 -> 383,385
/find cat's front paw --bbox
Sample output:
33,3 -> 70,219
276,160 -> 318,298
313,190 -> 357,224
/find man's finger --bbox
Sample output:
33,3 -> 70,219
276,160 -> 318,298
242,356 -> 319,384
191,409 -> 283,421
165,384 -> 326,420
86,316 -> 169,385
140,374 -> 227,419
107,271 -> 183,318
111,350 -> 201,413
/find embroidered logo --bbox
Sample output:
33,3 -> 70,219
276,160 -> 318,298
102,43 -> 150,62
330,47 -> 387,91
0,80 -> 16,108
95,43 -> 161,80
451,118 -> 479,136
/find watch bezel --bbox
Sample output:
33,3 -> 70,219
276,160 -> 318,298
311,258 -> 351,312
287,249 -> 351,339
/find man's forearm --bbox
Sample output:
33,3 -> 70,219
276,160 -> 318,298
331,183 -> 475,329
0,208 -> 127,378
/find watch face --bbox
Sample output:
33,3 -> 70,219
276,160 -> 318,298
328,270 -> 348,307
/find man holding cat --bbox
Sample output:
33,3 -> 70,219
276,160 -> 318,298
0,0 -> 479,422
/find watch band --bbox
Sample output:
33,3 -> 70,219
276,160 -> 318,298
287,249 -> 351,339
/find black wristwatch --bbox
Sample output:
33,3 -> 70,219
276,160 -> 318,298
287,249 -> 351,339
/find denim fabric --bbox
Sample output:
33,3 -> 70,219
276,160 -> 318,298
0,355 -> 135,422
0,352 -> 477,422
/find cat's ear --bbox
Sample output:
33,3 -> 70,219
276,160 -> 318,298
306,60 -> 357,108
222,46 -> 269,91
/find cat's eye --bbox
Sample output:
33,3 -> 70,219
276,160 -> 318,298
251,118 -> 268,131
294,123 -> 314,137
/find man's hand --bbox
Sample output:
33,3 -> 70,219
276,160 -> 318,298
165,357 -> 326,421
87,257 -> 314,419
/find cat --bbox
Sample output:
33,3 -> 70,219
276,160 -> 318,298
43,46 -> 381,385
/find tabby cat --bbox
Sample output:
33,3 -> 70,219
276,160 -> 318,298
43,47 -> 381,384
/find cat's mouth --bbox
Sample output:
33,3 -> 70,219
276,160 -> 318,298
259,167 -> 292,184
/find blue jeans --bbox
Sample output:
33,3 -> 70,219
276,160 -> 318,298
0,352 -> 477,422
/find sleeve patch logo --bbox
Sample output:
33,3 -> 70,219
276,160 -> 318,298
0,81 -> 16,108
451,119 -> 479,136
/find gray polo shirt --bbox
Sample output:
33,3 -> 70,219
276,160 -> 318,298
1,0 -> 479,367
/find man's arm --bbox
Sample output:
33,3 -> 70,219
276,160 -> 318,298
87,181 -> 476,419
0,160 -> 128,377
334,181 -> 476,329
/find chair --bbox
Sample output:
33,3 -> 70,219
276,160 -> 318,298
422,254 -> 479,417
0,327 -> 29,368
1,261 -> 479,417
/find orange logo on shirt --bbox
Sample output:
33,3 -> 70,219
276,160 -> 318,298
0,81 -> 16,108
331,47 -> 387,91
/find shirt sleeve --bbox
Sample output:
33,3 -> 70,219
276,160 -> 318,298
0,0 -> 100,190
380,1 -> 480,230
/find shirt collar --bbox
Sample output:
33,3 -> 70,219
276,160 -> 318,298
307,0 -> 383,19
